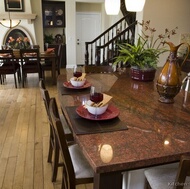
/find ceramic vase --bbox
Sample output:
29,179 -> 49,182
156,42 -> 189,103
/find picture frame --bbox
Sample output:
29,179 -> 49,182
4,0 -> 24,12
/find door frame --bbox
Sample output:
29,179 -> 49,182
76,11 -> 102,65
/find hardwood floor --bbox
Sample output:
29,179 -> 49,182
0,71 -> 93,189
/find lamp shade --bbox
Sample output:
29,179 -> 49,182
125,0 -> 146,12
0,19 -> 21,28
105,0 -> 120,15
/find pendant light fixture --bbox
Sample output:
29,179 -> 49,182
0,0 -> 21,28
105,0 -> 120,15
125,0 -> 146,12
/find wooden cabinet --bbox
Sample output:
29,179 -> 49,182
42,1 -> 65,28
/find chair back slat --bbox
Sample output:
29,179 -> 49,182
39,79 -> 51,122
49,98 -> 76,189
20,48 -> 42,87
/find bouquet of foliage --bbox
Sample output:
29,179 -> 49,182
8,36 -> 31,49
114,20 -> 178,69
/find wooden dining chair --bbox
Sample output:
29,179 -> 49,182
84,65 -> 113,73
49,97 -> 94,189
20,48 -> 42,87
144,155 -> 190,189
39,79 -> 74,182
0,49 -> 21,88
41,44 -> 62,80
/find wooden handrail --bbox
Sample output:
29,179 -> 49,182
96,21 -> 137,48
85,14 -> 137,66
85,12 -> 135,45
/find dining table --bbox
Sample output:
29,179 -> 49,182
13,49 -> 57,85
57,68 -> 190,189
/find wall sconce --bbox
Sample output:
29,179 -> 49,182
125,0 -> 146,12
105,0 -> 120,15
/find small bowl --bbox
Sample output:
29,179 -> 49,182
85,101 -> 108,115
70,77 -> 86,87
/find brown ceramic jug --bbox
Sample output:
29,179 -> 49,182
156,41 -> 189,103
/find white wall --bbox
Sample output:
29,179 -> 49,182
65,0 -> 106,68
0,0 -> 39,46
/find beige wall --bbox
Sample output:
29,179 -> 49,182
0,0 -> 190,68
141,0 -> 190,66
76,2 -> 102,12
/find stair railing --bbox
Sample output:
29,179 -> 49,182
95,20 -> 137,66
85,13 -> 137,66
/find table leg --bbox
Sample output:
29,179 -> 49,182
94,172 -> 123,189
52,57 -> 56,85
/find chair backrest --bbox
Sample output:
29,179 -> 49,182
84,65 -> 113,73
49,98 -> 76,189
175,155 -> 190,187
20,48 -> 41,76
20,48 -> 40,61
0,49 -> 17,68
39,79 -> 51,121
57,44 -> 63,70
48,44 -> 60,57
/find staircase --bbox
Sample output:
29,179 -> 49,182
85,0 -> 137,66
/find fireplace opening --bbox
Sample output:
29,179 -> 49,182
3,27 -> 34,47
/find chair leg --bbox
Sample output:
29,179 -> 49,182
17,69 -> 21,83
1,75 -> 5,83
51,142 -> 60,182
13,73 -> 17,88
144,178 -> 151,189
0,75 -> 2,84
47,135 -> 53,163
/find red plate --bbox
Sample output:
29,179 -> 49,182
76,105 -> 119,120
63,81 -> 91,89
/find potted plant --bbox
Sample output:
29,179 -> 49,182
114,20 -> 178,81
44,33 -> 54,44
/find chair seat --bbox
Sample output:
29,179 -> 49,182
69,144 -> 94,180
144,168 -> 190,189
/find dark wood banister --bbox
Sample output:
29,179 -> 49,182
95,20 -> 137,66
85,12 -> 135,46
97,21 -> 137,48
85,14 -> 137,66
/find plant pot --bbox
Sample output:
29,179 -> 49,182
130,67 -> 156,81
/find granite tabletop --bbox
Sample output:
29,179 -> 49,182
57,68 -> 190,174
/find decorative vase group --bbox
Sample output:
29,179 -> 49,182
156,42 -> 189,103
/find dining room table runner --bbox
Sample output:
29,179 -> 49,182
65,106 -> 128,135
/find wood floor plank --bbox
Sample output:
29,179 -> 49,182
23,142 -> 34,189
13,141 -> 27,189
2,157 -> 17,189
34,148 -> 44,189
0,158 -> 8,188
